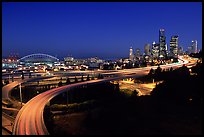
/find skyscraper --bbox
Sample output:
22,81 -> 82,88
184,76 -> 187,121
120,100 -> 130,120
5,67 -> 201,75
144,44 -> 151,56
151,41 -> 159,59
191,40 -> 198,53
178,46 -> 184,55
135,48 -> 141,58
129,47 -> 133,61
159,29 -> 167,59
169,35 -> 179,58
187,46 -> 192,54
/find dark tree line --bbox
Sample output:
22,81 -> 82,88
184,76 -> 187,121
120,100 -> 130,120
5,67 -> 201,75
150,63 -> 202,112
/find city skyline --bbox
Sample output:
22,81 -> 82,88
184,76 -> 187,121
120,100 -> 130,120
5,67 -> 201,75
2,2 -> 202,59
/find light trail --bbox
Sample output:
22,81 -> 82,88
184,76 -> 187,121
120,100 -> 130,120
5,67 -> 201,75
12,56 -> 196,135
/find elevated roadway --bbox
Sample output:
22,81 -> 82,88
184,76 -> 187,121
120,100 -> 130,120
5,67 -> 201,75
12,56 -> 197,135
2,76 -> 54,100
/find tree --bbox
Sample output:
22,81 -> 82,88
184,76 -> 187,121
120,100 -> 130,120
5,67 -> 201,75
74,76 -> 78,83
29,72 -> 32,78
60,68 -> 64,71
91,75 -> 94,80
98,74 -> 104,79
66,77 -> 70,85
155,66 -> 162,81
12,75 -> 14,82
141,61 -> 147,67
148,68 -> 155,77
4,79 -> 9,85
97,74 -> 100,79
58,77 -> 63,86
192,62 -> 202,75
58,81 -> 63,87
81,75 -> 84,82
155,66 -> 162,74
44,106 -> 54,134
176,65 -> 190,78
132,90 -> 138,96
21,72 -> 24,80
87,74 -> 90,81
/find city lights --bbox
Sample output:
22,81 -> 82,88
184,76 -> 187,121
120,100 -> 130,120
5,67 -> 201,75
2,2 -> 202,136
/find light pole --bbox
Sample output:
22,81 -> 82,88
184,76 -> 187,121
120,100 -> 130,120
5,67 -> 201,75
66,90 -> 68,108
92,70 -> 95,79
12,74 -> 14,82
19,83 -> 23,107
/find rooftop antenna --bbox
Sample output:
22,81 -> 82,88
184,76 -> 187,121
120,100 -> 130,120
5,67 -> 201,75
130,42 -> 134,48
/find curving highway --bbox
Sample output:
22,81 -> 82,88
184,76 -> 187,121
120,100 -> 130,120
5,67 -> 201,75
12,56 -> 197,135
12,73 -> 147,135
2,76 -> 54,103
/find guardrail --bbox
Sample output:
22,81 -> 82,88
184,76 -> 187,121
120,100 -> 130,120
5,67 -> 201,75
2,112 -> 15,122
12,56 -> 194,135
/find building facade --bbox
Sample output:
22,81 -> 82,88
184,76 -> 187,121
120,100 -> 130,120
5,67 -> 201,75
144,44 -> 151,56
169,35 -> 179,58
191,40 -> 198,53
129,47 -> 134,61
159,29 -> 167,59
135,48 -> 141,59
151,41 -> 159,59
178,46 -> 184,55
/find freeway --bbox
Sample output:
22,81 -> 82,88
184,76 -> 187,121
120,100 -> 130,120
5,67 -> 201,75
12,73 -> 147,135
2,76 -> 57,135
2,112 -> 15,134
12,56 -> 197,135
2,76 -> 55,100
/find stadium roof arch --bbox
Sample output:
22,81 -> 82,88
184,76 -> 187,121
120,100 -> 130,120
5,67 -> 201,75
18,53 -> 59,63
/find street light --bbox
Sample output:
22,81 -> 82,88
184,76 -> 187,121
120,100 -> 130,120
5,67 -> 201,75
12,74 -> 14,82
19,83 -> 23,107
9,75 -> 10,82
66,90 -> 69,108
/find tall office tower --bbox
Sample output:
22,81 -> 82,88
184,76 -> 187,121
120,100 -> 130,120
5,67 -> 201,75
144,44 -> 151,56
169,35 -> 179,58
178,46 -> 184,55
135,48 -> 141,59
159,29 -> 167,59
129,47 -> 134,61
191,40 -> 198,53
187,46 -> 192,54
151,41 -> 159,59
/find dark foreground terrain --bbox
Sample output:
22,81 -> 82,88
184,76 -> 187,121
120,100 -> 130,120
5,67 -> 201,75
44,63 -> 202,135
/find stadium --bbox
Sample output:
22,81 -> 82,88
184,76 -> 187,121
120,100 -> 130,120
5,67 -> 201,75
18,53 -> 60,67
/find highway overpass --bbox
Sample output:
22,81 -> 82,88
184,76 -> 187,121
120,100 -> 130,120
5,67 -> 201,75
11,56 -> 197,135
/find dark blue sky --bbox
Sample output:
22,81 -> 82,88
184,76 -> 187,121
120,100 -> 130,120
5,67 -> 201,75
2,2 -> 202,59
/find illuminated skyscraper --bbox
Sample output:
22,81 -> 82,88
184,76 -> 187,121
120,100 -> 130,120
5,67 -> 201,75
135,48 -> 141,58
144,44 -> 151,56
169,35 -> 179,58
159,29 -> 167,59
151,41 -> 159,59
191,40 -> 198,53
129,47 -> 133,61
187,46 -> 192,54
178,46 -> 184,55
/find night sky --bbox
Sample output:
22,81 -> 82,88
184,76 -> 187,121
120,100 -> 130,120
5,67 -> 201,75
2,2 -> 202,60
